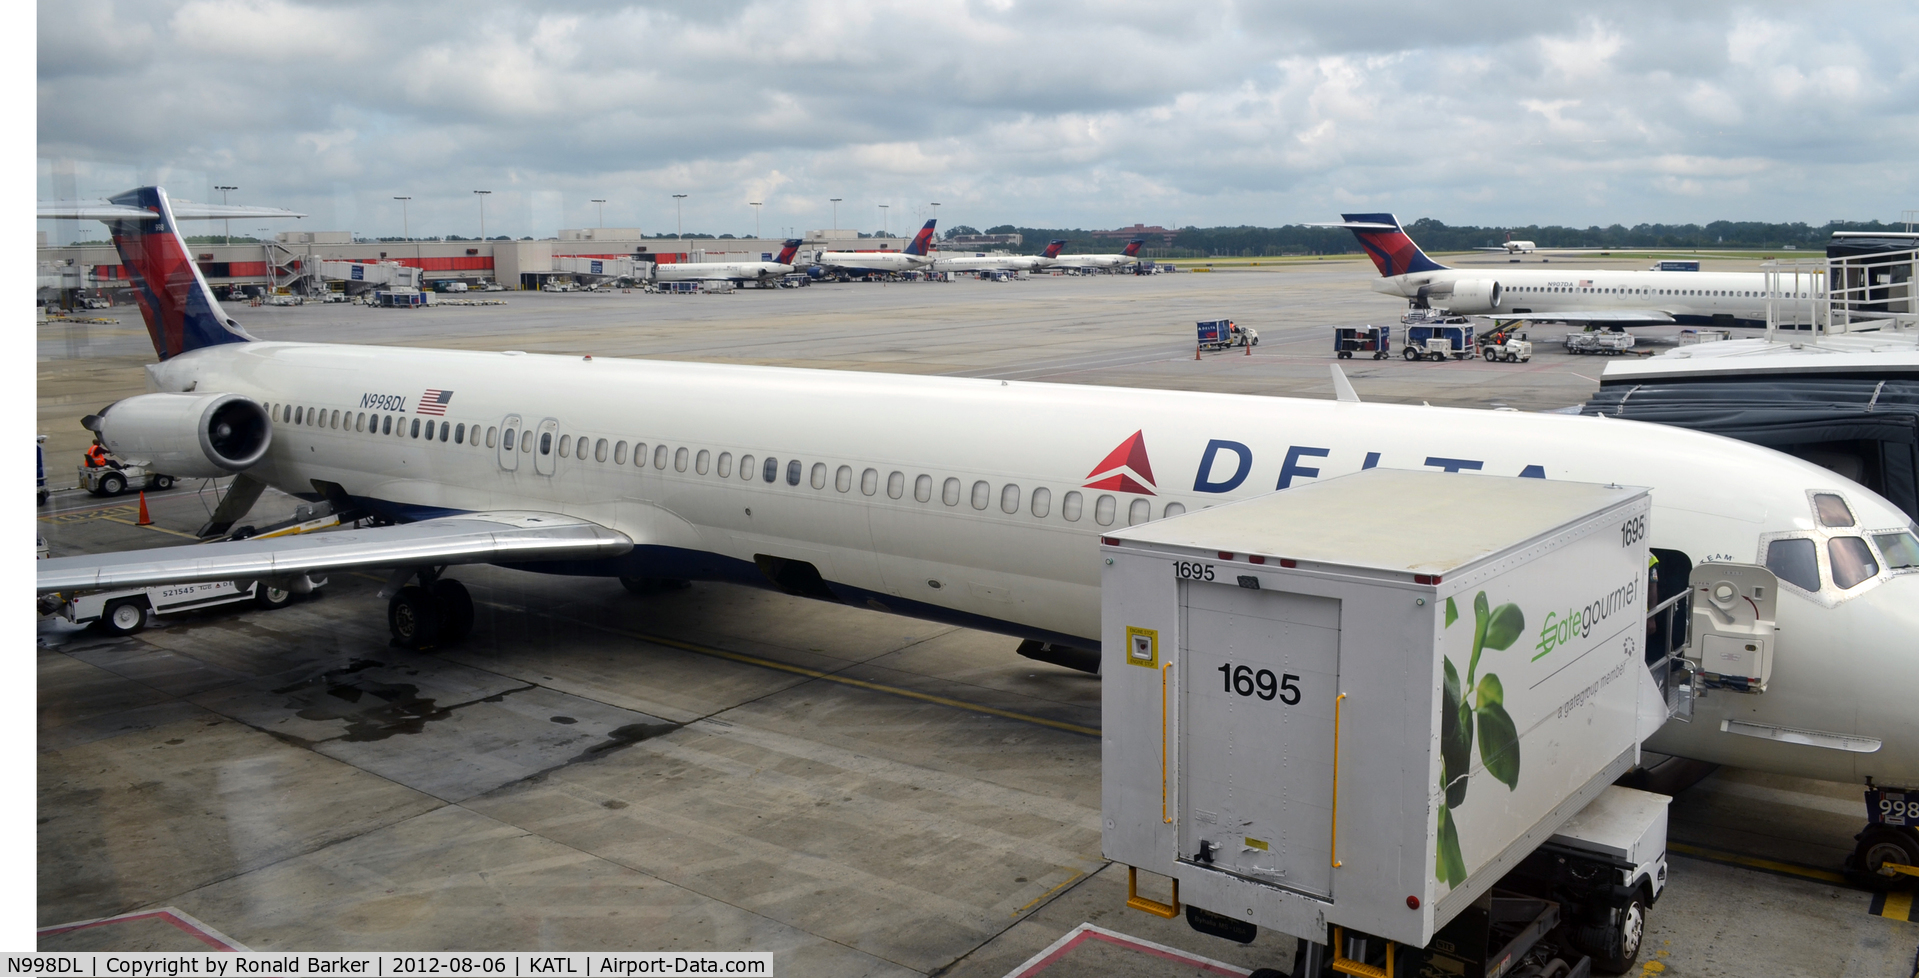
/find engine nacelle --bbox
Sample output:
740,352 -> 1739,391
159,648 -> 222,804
91,393 -> 272,478
1441,278 -> 1502,314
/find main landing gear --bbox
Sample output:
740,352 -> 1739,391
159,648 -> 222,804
385,567 -> 475,650
1844,785 -> 1919,891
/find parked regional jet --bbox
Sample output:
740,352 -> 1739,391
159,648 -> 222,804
814,220 -> 937,275
652,239 -> 802,285
35,189 -> 1919,877
1042,238 -> 1146,270
1324,214 -> 1814,327
1474,232 -> 1536,255
931,250 -> 1046,274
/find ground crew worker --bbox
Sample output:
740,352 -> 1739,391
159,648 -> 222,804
84,438 -> 121,470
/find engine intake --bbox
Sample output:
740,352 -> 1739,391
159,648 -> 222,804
91,392 -> 272,478
1441,278 -> 1502,315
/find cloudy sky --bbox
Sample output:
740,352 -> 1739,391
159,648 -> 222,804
35,0 -> 1919,242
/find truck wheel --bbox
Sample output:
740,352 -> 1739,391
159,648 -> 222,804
152,475 -> 175,491
1848,825 -> 1919,891
1403,348 -> 1418,361
1575,891 -> 1646,975
1482,348 -> 1495,361
99,472 -> 126,496
387,586 -> 443,649
100,598 -> 148,636
254,584 -> 295,609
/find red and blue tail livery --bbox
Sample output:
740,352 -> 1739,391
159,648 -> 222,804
905,219 -> 938,257
775,238 -> 803,265
105,186 -> 256,360
1335,213 -> 1449,277
1121,239 -> 1145,258
1042,239 -> 1067,259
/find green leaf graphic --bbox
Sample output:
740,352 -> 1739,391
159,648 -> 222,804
1444,596 -> 1458,628
1441,658 -> 1472,808
1437,806 -> 1468,888
1475,672 -> 1504,710
1477,693 -> 1522,791
1483,603 -> 1526,652
1468,592 -> 1490,684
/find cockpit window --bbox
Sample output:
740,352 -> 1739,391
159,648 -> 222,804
1765,538 -> 1821,592
1871,531 -> 1919,570
1828,537 -> 1878,589
1812,493 -> 1854,527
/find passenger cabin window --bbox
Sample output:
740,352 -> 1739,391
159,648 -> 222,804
655,445 -> 669,469
559,435 -> 572,457
675,447 -> 689,472
1000,483 -> 1020,514
1031,487 -> 1051,518
694,448 -> 708,473
1829,537 -> 1878,589
860,468 -> 878,495
1094,494 -> 1116,526
454,423 -> 464,444
785,459 -> 801,485
812,463 -> 828,489
356,413 -> 366,432
889,472 -> 906,499
1164,502 -> 1187,518
1872,531 -> 1919,570
1765,538 -> 1821,592
411,418 -> 422,439
1813,493 -> 1854,527
283,405 -> 292,423
502,427 -> 515,450
295,407 -> 303,425
740,455 -> 755,480
383,416 -> 394,436
1128,498 -> 1150,525
440,423 -> 450,442
487,426 -> 498,448
942,477 -> 961,506
331,410 -> 340,429
836,465 -> 852,492
971,480 -> 990,510
539,431 -> 552,454
716,451 -> 731,477
1061,490 -> 1083,522
911,474 -> 929,502
632,442 -> 647,465
764,457 -> 781,483
614,440 -> 628,464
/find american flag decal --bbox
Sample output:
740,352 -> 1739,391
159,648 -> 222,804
1578,279 -> 1593,288
417,389 -> 453,416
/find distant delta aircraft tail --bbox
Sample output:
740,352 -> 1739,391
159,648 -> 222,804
104,187 -> 256,360
1328,213 -> 1450,277
1122,238 -> 1145,258
905,219 -> 937,256
1042,239 -> 1066,259
775,238 -> 802,265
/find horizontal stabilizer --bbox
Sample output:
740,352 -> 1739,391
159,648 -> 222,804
39,200 -> 307,222
1491,310 -> 1676,325
1304,221 -> 1399,231
37,511 -> 630,594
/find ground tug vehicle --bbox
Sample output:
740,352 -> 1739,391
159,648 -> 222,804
1102,470 -> 1690,976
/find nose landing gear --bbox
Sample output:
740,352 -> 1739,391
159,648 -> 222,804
385,567 -> 475,649
1844,786 -> 1919,891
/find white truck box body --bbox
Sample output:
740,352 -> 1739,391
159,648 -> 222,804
1101,469 -> 1652,947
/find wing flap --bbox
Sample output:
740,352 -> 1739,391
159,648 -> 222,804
38,511 -> 630,594
1490,309 -> 1676,325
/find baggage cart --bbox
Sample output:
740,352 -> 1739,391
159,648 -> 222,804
1566,329 -> 1635,355
1334,326 -> 1391,360
1404,322 -> 1475,360
1102,469 -> 1674,976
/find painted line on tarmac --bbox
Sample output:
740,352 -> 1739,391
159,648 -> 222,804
1668,840 -> 1848,886
1868,889 -> 1914,922
1000,922 -> 1251,978
484,600 -> 1103,739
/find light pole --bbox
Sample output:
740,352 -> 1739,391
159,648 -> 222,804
750,202 -> 762,240
215,185 -> 238,245
591,198 -> 606,228
393,197 -> 411,241
830,198 -> 842,230
474,190 -> 491,239
878,204 -> 888,237
672,194 -> 687,241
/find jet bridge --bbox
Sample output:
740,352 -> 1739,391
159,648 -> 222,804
1102,469 -> 1691,976
312,260 -> 423,292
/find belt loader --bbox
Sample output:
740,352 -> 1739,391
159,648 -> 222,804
1101,469 -> 1683,976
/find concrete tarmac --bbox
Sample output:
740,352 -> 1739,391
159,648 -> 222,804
36,262 -> 1919,974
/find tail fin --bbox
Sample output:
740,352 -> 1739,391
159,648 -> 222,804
1331,213 -> 1448,277
1042,239 -> 1066,259
905,219 -> 937,256
105,187 -> 256,360
1122,238 -> 1144,258
774,238 -> 802,264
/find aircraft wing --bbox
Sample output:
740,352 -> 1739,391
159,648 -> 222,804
1488,309 -> 1676,325
39,200 -> 307,222
37,511 -> 631,594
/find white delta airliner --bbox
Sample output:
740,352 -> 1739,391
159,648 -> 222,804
36,189 -> 1919,875
1325,214 -> 1815,327
651,239 -> 802,285
813,220 -> 938,275
1042,238 -> 1146,270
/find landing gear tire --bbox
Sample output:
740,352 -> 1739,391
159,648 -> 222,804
1573,890 -> 1646,975
100,598 -> 148,636
98,472 -> 126,496
1847,825 -> 1919,891
432,579 -> 475,644
254,584 -> 295,609
387,585 -> 443,649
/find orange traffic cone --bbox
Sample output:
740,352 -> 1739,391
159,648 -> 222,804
1194,345 -> 1202,361
1244,337 -> 1252,356
136,491 -> 152,526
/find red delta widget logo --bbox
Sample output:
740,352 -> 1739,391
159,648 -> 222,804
1084,430 -> 1156,495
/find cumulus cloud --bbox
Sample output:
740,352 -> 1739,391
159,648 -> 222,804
36,0 -> 1919,241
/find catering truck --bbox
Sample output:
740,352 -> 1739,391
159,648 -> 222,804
1101,469 -> 1682,976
